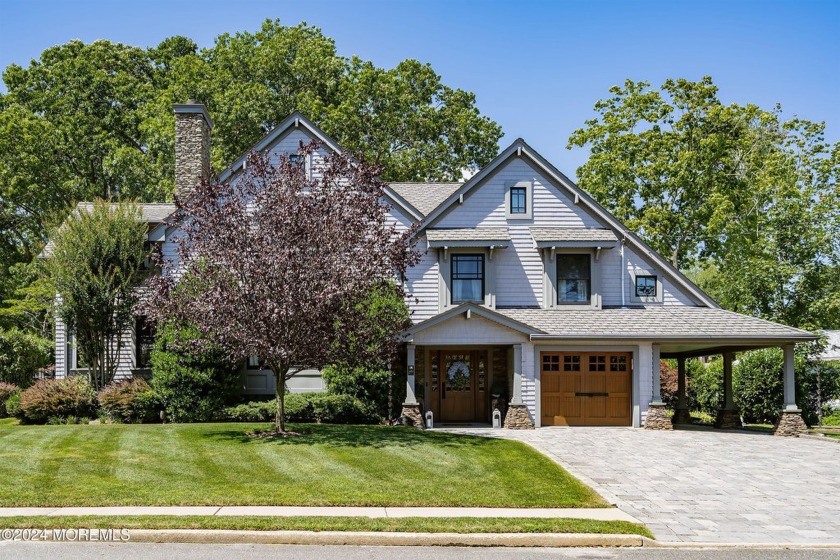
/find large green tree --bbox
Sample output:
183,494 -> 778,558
46,200 -> 147,390
569,77 -> 839,329
0,19 -> 502,310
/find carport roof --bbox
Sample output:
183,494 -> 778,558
406,304 -> 816,348
496,307 -> 815,341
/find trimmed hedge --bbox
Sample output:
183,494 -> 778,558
97,379 -> 161,423
19,377 -> 96,424
222,393 -> 379,424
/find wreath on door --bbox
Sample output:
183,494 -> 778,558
447,360 -> 471,391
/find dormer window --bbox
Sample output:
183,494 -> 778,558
451,254 -> 484,304
510,186 -> 527,214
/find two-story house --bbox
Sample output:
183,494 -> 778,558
51,101 -> 816,434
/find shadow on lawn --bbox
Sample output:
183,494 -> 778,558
202,424 -> 499,449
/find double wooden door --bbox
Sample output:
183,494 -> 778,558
540,352 -> 632,426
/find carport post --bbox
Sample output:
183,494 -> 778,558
773,343 -> 807,436
673,357 -> 691,424
783,344 -> 798,411
714,352 -> 741,429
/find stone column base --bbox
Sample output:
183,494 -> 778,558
672,407 -> 692,425
715,408 -> 742,429
399,404 -> 425,429
503,404 -> 534,429
644,403 -> 673,430
773,410 -> 808,437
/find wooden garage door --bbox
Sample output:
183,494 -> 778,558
540,352 -> 632,426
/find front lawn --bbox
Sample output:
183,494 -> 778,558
0,423 -> 606,508
0,515 -> 651,537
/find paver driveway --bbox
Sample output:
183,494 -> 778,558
446,426 -> 840,544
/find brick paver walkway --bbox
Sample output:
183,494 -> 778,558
445,426 -> 840,544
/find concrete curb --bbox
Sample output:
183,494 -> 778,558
647,540 -> 840,549
121,529 -> 647,547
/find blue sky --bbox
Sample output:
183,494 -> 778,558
1,0 -> 838,177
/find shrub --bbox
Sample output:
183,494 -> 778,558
20,377 -> 96,424
687,359 -> 722,415
222,400 -> 275,422
4,392 -> 21,417
150,322 -> 240,422
0,328 -> 52,388
221,394 -> 378,424
733,349 -> 786,424
322,364 -> 396,419
0,382 -> 20,417
97,378 -> 161,423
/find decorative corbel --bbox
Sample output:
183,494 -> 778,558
488,245 -> 495,262
595,246 -> 602,262
466,308 -> 472,320
443,246 -> 449,261
550,246 -> 556,262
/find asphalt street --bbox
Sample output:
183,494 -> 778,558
1,543 -> 839,560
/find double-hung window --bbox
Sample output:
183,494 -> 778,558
451,254 -> 484,304
557,254 -> 591,304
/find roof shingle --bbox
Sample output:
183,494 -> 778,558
388,182 -> 462,216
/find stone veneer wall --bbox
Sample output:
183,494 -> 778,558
175,110 -> 211,197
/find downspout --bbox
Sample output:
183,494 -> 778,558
620,235 -> 627,308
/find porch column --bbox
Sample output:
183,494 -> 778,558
672,357 -> 691,424
715,352 -> 741,429
645,343 -> 671,429
404,344 -> 417,405
774,344 -> 807,436
399,344 -> 424,428
511,343 -> 523,405
504,343 -> 533,429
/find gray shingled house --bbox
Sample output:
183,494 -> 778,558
50,102 -> 816,433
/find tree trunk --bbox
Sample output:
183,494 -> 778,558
272,364 -> 287,433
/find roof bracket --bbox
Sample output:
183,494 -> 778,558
294,118 -> 299,128
574,193 -> 580,204
488,245 -> 495,261
595,247 -> 602,262
550,246 -> 556,262
443,246 -> 449,261
517,147 -> 522,157
458,193 -> 464,204
466,308 -> 472,320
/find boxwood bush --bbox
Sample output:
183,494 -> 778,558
19,377 -> 96,424
222,393 -> 378,424
97,378 -> 161,423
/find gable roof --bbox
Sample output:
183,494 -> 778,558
406,303 -> 542,337
414,138 -> 719,309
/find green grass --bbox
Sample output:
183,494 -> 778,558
0,423 -> 605,508
0,418 -> 19,426
0,515 -> 651,537
811,429 -> 840,440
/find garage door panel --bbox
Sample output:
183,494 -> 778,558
541,351 -> 632,427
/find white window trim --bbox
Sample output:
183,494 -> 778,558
505,180 -> 533,220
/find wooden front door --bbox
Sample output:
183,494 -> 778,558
439,350 -> 487,422
541,352 -> 632,426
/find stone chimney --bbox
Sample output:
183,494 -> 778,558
174,100 -> 213,198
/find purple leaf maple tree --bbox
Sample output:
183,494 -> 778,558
149,143 -> 418,431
